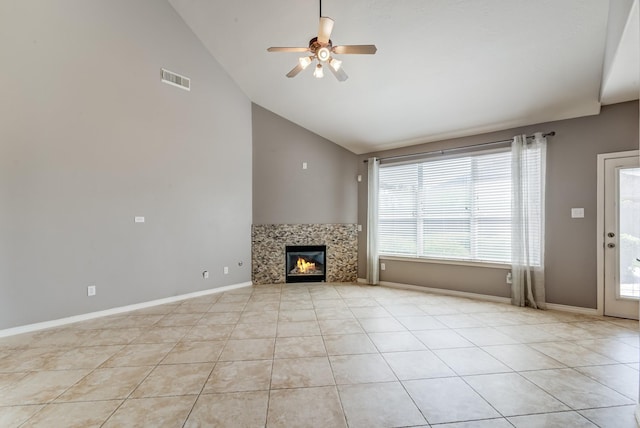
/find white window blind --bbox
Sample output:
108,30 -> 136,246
379,149 -> 514,264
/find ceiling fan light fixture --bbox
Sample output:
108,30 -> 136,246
266,0 -> 376,81
329,57 -> 342,71
317,47 -> 331,62
313,63 -> 324,79
298,56 -> 313,69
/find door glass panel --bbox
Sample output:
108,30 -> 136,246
618,167 -> 640,299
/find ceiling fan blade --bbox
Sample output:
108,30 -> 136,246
332,45 -> 377,55
329,64 -> 348,82
267,47 -> 310,53
286,63 -> 305,78
317,17 -> 334,44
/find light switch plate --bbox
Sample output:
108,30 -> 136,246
571,208 -> 584,218
134,216 -> 145,223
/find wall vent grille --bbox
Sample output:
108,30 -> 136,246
161,68 -> 190,91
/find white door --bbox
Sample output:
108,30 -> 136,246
603,154 -> 640,319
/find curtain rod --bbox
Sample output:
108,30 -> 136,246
364,131 -> 555,163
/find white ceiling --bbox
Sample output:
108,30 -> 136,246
169,0 -> 639,155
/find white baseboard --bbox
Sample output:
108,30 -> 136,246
1,280 -> 603,338
379,281 -> 511,304
380,281 -> 601,315
545,302 -> 599,316
0,281 -> 253,338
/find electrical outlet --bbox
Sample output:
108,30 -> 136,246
87,285 -> 96,296
223,266 -> 229,275
357,224 -> 363,232
203,271 -> 209,279
506,272 -> 512,284
380,263 -> 386,271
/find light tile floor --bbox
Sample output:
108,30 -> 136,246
0,282 -> 638,427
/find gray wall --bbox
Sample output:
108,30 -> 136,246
358,101 -> 639,308
252,104 -> 358,225
0,0 -> 252,329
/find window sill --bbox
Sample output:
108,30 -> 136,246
379,255 -> 511,270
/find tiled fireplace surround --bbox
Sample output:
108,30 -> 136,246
252,224 -> 358,285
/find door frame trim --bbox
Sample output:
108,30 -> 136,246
596,150 -> 639,316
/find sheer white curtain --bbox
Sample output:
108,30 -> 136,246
367,157 -> 380,285
511,133 -> 546,309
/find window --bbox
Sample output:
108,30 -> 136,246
378,149 -> 514,264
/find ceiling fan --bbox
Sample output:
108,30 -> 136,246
267,1 -> 377,82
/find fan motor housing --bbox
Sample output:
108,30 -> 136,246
309,37 -> 332,52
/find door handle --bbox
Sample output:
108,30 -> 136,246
607,243 -> 616,248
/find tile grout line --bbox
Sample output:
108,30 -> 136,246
178,291 -> 247,427
326,290 -> 360,428
263,289 -> 282,428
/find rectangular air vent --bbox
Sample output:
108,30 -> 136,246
161,68 -> 190,91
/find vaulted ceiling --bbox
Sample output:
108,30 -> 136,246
169,0 -> 639,154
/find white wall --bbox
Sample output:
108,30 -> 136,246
0,0 -> 252,329
252,104 -> 358,225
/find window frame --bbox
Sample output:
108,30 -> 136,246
377,147 -> 514,266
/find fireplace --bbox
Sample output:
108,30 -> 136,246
285,245 -> 326,283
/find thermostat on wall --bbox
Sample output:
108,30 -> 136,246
571,208 -> 584,218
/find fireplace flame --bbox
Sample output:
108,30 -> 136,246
297,257 -> 316,274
